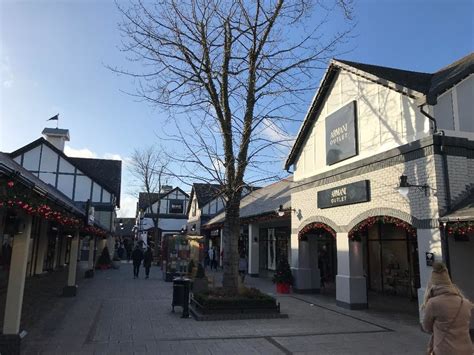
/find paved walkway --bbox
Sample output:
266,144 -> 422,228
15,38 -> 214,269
21,263 -> 430,354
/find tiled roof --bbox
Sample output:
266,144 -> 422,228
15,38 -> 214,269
336,59 -> 433,94
439,189 -> 474,222
69,157 -> 122,207
192,183 -> 224,207
9,137 -> 122,207
204,177 -> 292,226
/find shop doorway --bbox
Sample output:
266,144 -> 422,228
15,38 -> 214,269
352,217 -> 420,302
299,223 -> 337,294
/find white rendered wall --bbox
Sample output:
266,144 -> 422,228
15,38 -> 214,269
294,70 -> 431,181
416,228 -> 443,313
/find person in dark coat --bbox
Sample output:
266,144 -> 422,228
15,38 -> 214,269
131,245 -> 144,279
143,246 -> 153,279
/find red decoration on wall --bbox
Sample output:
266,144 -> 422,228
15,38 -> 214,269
0,179 -> 107,237
444,221 -> 474,237
298,222 -> 336,239
349,216 -> 416,241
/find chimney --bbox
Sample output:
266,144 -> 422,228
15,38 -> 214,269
160,185 -> 173,193
42,128 -> 70,152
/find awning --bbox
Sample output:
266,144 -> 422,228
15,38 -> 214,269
440,192 -> 474,222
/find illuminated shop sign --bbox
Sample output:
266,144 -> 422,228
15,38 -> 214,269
318,180 -> 370,209
326,101 -> 358,165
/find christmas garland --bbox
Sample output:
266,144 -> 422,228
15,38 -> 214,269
0,179 -> 107,238
349,216 -> 416,241
443,221 -> 474,237
298,222 -> 336,239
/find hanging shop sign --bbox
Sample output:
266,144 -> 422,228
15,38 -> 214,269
318,180 -> 370,209
326,100 -> 358,165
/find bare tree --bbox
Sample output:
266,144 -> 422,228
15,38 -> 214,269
114,0 -> 353,292
130,146 -> 169,258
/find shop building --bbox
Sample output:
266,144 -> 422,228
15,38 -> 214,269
137,186 -> 190,240
0,152 -> 107,352
285,53 -> 473,321
186,183 -> 224,236
204,178 -> 292,277
8,127 -> 122,264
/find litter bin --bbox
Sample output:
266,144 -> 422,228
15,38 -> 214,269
172,277 -> 191,318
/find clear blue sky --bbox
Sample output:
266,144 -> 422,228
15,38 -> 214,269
1,0 -> 473,217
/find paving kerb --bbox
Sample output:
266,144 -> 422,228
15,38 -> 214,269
21,263 -> 430,354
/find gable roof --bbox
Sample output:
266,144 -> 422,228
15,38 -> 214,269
336,59 -> 433,94
9,137 -> 122,207
285,53 -> 474,170
204,177 -> 292,227
439,189 -> 474,223
69,157 -> 122,207
0,152 -> 84,216
138,187 -> 189,210
193,183 -> 224,207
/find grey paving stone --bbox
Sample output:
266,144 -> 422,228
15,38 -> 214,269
20,263 -> 432,354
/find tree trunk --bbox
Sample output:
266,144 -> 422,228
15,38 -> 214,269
222,195 -> 241,292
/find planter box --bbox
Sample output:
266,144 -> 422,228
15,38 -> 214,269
189,296 -> 287,321
192,278 -> 208,294
276,283 -> 291,294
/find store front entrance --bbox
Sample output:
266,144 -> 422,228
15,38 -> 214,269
351,216 -> 420,303
259,227 -> 290,277
299,223 -> 337,294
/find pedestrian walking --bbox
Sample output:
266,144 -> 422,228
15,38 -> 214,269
238,253 -> 247,283
124,239 -> 132,262
208,247 -> 216,271
131,245 -> 144,279
421,261 -> 472,355
118,242 -> 125,260
143,246 -> 153,279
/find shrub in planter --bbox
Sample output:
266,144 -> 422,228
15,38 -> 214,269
96,246 -> 112,269
272,258 -> 293,293
193,287 -> 277,310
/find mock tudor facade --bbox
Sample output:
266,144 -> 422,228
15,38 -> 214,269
9,128 -> 121,232
286,53 -> 473,323
137,186 -> 190,239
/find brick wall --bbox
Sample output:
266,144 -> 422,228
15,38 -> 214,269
291,154 -> 442,233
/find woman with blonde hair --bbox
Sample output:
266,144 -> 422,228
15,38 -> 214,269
421,261 -> 473,355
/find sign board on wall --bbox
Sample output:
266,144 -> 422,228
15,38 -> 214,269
169,200 -> 184,214
326,100 -> 358,165
318,180 -> 370,209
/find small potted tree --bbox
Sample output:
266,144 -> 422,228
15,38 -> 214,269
272,258 -> 293,294
96,246 -> 112,270
192,263 -> 208,294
